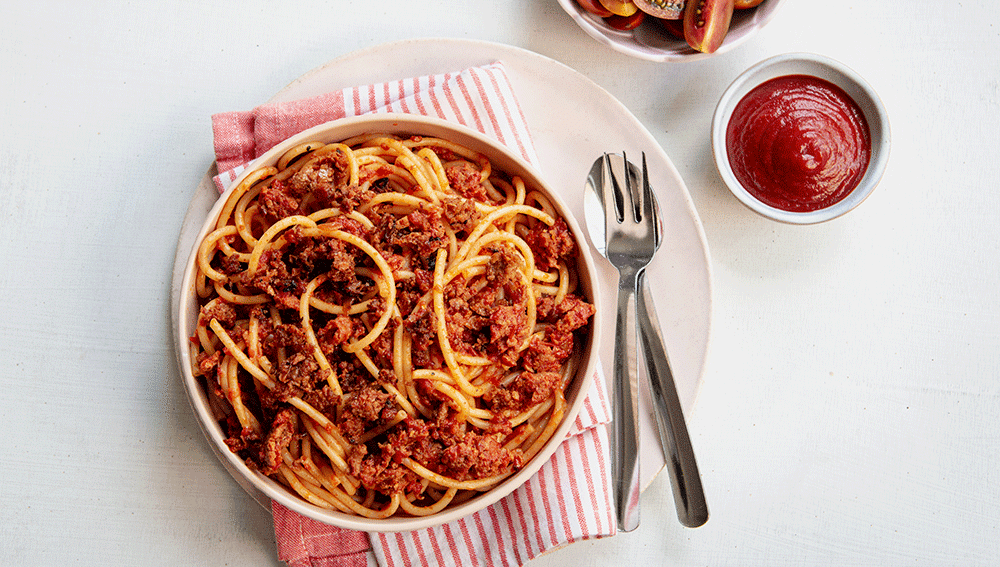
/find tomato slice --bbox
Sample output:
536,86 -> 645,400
605,11 -> 646,30
576,0 -> 614,17
598,0 -> 639,17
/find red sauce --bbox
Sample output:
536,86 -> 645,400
726,74 -> 871,212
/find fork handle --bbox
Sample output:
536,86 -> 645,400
637,269 -> 709,528
612,267 -> 642,532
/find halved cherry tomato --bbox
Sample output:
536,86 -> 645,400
576,0 -> 614,17
605,11 -> 646,30
599,0 -> 639,17
634,0 -> 684,19
735,0 -> 764,7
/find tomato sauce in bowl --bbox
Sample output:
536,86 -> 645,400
725,74 -> 871,213
714,53 -> 890,224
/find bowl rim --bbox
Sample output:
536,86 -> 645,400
175,112 -> 603,532
711,51 -> 891,224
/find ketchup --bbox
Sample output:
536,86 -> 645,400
726,75 -> 871,212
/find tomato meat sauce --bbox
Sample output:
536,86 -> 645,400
726,74 -> 871,212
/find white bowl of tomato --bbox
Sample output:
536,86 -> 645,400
556,0 -> 787,62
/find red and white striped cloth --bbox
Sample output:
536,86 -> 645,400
210,62 -> 615,567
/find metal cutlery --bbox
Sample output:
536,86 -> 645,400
638,263 -> 709,528
584,152 -> 708,530
584,152 -> 654,532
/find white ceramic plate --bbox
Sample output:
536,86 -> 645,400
555,0 -> 787,63
170,38 -> 713,505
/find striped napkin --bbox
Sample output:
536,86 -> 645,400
210,62 -> 615,567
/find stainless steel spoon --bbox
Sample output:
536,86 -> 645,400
584,153 -> 709,528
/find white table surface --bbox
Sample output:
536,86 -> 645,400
3,1 -> 998,565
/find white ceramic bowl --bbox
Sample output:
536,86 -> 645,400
175,113 -> 602,532
556,0 -> 787,63
712,52 -> 891,224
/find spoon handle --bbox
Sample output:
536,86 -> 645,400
637,270 -> 709,528
612,268 -> 642,532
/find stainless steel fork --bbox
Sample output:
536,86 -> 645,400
601,151 -> 657,532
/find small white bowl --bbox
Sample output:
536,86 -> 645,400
711,52 -> 891,224
556,0 -> 787,63
176,113 -> 602,532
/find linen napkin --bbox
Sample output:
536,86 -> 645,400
210,62 -> 615,567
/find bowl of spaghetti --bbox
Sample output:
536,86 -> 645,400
176,113 -> 601,531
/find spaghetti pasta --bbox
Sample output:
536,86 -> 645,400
190,132 -> 594,518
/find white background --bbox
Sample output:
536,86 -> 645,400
2,1 -> 998,565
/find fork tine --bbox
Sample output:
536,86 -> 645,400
640,152 -> 653,224
641,151 -> 660,245
603,153 -> 623,223
622,151 -> 636,222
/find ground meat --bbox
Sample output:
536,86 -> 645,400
522,327 -> 575,373
413,268 -> 434,292
403,300 -> 438,368
196,350 -> 222,378
487,371 -> 562,413
275,352 -> 321,391
440,195 -> 481,234
489,305 -> 525,362
367,326 -> 394,369
396,269 -> 433,319
556,295 -> 596,333
217,253 -> 243,275
399,208 -> 448,257
289,151 -> 350,201
350,386 -> 393,423
315,315 -> 354,353
341,386 -> 393,440
223,431 -> 252,454
525,218 -> 575,272
412,209 -> 449,254
445,161 -> 488,201
440,430 -> 520,480
385,416 -> 439,466
534,294 -> 558,322
284,230 -> 357,281
223,424 -> 261,464
444,290 -> 488,355
371,205 -> 448,261
436,246 -> 529,365
300,385 -> 340,417
347,443 -> 422,496
261,408 -> 296,475
520,371 -> 563,404
333,357 -> 372,394
250,249 -> 306,309
259,323 -> 309,359
259,179 -> 301,221
200,300 -> 237,328
485,246 -> 523,297
316,182 -> 375,214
